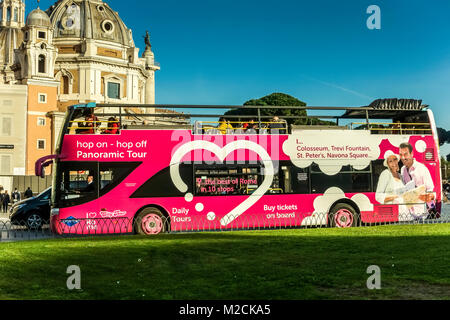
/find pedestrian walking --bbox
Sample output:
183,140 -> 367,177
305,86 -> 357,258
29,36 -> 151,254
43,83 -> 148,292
12,188 -> 21,204
0,192 -> 4,212
25,187 -> 33,199
2,191 -> 10,213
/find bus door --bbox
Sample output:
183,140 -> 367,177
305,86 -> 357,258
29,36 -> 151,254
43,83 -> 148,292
98,163 -> 141,233
59,162 -> 100,232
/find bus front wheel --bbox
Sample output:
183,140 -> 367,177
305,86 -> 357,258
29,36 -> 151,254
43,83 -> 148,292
135,207 -> 168,235
329,203 -> 359,228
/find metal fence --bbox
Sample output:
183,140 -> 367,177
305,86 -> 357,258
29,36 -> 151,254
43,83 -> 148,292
1,210 -> 449,242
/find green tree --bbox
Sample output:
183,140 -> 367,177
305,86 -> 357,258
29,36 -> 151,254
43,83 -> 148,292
225,92 -> 335,126
437,128 -> 450,161
437,127 -> 450,146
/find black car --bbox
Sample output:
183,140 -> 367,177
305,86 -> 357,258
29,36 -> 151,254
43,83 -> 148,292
10,187 -> 51,230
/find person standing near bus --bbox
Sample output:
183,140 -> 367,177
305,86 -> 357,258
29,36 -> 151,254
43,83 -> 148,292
0,192 -> 4,212
2,191 -> 10,213
25,187 -> 33,199
12,188 -> 21,204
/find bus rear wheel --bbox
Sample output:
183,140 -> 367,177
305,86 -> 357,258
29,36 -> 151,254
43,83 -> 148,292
135,208 -> 167,235
329,203 -> 359,228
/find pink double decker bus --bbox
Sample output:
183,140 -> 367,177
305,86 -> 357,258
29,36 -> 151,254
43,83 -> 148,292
36,100 -> 443,235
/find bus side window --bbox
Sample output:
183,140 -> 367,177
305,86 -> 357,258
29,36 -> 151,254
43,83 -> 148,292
266,164 -> 288,194
61,168 -> 97,201
194,165 -> 263,196
371,159 -> 387,192
100,170 -> 113,190
289,166 -> 309,194
131,164 -> 193,198
242,167 -> 260,195
99,163 -> 141,197
265,162 -> 309,195
310,164 -> 371,194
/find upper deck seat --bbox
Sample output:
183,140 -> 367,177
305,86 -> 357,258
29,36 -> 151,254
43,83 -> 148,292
194,121 -> 203,134
205,128 -> 220,135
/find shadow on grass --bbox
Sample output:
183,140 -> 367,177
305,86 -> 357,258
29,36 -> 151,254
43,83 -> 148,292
0,226 -> 449,300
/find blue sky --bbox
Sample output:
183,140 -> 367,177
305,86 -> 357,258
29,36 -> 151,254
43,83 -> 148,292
33,0 -> 450,153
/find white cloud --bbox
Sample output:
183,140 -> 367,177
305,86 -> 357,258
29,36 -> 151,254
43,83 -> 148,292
302,187 -> 344,226
302,187 -> 373,226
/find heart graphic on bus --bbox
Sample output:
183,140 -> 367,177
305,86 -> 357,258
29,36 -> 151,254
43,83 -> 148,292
170,140 -> 274,226
88,212 -> 97,219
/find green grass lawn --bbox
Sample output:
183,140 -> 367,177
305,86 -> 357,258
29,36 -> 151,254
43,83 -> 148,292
0,224 -> 449,300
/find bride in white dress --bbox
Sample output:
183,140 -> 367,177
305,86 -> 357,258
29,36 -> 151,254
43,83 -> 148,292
376,152 -> 411,221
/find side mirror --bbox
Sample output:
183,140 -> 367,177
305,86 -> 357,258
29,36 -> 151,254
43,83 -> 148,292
36,155 -> 63,178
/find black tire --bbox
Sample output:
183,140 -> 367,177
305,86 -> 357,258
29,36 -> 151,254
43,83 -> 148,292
328,203 -> 359,228
25,212 -> 44,230
134,207 -> 168,235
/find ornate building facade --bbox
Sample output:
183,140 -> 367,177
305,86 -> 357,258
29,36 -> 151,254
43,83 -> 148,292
0,0 -> 159,187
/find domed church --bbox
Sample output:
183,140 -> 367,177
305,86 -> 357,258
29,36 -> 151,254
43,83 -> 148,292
0,0 -> 159,186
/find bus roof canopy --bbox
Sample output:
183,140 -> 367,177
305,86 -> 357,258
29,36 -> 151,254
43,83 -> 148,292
69,98 -> 429,120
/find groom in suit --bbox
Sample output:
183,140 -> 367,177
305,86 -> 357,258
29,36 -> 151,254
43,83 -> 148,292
399,142 -> 435,219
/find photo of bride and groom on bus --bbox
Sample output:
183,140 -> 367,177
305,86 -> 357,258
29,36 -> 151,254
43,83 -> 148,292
375,142 -> 436,221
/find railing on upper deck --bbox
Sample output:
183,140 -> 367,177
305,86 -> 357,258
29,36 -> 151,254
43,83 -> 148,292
68,119 -> 121,134
64,101 -> 433,137
350,122 -> 433,135
66,119 -> 433,136
194,121 -> 289,135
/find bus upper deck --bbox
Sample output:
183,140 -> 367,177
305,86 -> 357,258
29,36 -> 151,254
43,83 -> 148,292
62,99 -> 434,138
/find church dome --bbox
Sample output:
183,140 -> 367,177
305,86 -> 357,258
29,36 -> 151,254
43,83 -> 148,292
46,0 -> 135,47
26,8 -> 52,28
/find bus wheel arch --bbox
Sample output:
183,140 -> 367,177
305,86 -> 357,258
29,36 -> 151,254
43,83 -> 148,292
327,200 -> 361,228
134,205 -> 171,235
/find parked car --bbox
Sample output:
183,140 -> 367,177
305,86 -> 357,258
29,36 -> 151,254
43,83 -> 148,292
9,187 -> 51,230
9,180 -> 111,229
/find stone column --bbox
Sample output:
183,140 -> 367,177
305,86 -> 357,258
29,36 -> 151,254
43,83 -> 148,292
143,48 -> 155,105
